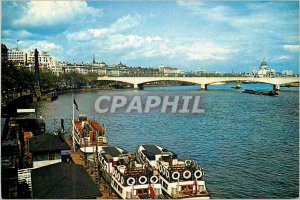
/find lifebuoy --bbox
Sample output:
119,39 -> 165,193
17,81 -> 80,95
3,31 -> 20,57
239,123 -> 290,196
127,177 -> 135,186
166,170 -> 170,179
194,170 -> 202,179
185,160 -> 192,166
172,171 -> 180,180
158,164 -> 163,173
183,170 -> 191,179
139,176 -> 147,184
121,177 -> 124,185
150,176 -> 159,184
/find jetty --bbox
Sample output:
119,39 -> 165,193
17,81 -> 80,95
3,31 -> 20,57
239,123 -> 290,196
65,136 -> 117,199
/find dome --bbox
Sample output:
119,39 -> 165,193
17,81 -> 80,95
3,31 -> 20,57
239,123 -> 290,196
260,60 -> 268,67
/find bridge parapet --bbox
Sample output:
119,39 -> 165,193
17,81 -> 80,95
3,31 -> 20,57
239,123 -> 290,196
97,76 -> 299,86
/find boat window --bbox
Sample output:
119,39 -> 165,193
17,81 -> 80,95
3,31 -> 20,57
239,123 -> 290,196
199,185 -> 204,192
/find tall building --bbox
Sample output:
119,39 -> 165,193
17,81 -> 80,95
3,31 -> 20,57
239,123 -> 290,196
7,48 -> 56,70
7,48 -> 27,66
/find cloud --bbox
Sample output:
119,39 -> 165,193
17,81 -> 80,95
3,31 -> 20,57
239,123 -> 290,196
2,30 -> 30,38
283,45 -> 299,52
14,1 -> 102,26
15,40 -> 63,53
66,15 -> 141,41
65,12 -> 236,61
64,12 -> 237,63
177,1 -> 297,30
66,14 -> 142,41
277,55 -> 291,60
1,29 -> 46,41
110,14 -> 142,33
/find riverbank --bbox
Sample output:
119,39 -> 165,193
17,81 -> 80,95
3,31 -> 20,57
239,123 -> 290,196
281,82 -> 299,87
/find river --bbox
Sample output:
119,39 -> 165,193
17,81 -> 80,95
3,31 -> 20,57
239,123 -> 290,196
35,83 -> 299,198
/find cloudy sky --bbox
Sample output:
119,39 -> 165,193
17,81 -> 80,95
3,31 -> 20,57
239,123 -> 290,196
2,1 -> 299,72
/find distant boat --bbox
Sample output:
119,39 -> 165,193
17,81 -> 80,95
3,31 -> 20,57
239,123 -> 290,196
231,84 -> 242,89
209,82 -> 226,85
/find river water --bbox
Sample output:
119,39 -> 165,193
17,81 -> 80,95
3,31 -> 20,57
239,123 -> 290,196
35,83 -> 299,198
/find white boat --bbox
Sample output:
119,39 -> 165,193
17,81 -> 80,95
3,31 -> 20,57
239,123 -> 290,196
99,146 -> 163,199
136,144 -> 210,199
72,114 -> 108,150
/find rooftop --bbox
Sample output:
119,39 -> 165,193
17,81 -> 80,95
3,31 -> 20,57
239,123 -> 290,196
31,162 -> 101,199
102,146 -> 125,157
29,133 -> 70,152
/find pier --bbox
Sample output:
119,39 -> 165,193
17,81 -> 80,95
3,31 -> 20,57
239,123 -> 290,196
65,136 -> 117,199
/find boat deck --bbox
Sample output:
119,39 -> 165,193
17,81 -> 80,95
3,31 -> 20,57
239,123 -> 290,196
65,136 -> 85,166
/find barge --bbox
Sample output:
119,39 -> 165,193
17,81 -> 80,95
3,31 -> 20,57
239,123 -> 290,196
242,89 -> 278,96
136,144 -> 210,199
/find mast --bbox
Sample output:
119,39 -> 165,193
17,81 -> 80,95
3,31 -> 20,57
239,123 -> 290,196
72,94 -> 76,152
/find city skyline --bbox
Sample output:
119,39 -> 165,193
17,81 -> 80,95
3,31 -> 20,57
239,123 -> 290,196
2,1 -> 299,73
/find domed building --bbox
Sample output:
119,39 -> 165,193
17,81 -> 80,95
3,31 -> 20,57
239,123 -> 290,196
257,59 -> 276,77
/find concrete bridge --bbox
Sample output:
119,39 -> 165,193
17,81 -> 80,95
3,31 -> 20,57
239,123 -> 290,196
97,76 -> 299,90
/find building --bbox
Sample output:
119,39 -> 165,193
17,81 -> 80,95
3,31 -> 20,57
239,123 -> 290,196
26,50 -> 56,69
7,48 -> 27,66
28,133 -> 70,168
1,43 -> 8,67
256,59 -> 276,77
7,48 -> 56,70
106,62 -> 129,76
159,65 -> 184,77
30,162 -> 101,199
282,70 -> 293,76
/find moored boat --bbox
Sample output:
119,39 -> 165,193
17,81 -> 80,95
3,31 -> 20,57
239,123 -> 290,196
242,89 -> 278,96
136,144 -> 210,199
72,114 -> 108,151
99,146 -> 163,199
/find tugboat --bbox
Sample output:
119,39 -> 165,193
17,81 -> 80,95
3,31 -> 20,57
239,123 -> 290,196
72,114 -> 108,152
136,144 -> 210,199
99,146 -> 163,199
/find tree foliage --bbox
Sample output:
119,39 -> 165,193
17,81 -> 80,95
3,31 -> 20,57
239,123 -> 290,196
2,65 -> 100,93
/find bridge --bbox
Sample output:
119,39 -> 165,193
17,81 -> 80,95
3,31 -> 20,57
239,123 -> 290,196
97,76 -> 299,90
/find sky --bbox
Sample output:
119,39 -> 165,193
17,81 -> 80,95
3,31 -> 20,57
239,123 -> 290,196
2,1 -> 299,73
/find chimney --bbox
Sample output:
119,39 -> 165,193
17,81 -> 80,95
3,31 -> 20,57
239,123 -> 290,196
34,49 -> 39,82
